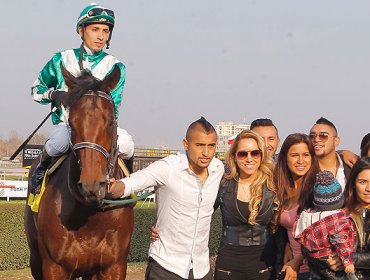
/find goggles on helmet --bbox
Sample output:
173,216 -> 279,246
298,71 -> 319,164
77,6 -> 115,31
86,7 -> 114,18
78,7 -> 115,23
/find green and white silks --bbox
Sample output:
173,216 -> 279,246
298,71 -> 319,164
31,46 -> 125,124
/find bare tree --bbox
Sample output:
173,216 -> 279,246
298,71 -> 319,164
0,131 -> 48,160
3,131 -> 22,159
29,132 -> 48,145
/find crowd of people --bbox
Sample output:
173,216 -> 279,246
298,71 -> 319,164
30,3 -> 369,280
110,116 -> 369,280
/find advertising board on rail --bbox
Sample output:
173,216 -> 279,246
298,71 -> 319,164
0,180 -> 28,200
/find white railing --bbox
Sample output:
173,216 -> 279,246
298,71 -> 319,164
0,168 -> 29,200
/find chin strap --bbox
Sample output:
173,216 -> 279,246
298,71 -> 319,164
78,24 -> 113,69
78,42 -> 85,71
106,26 -> 114,49
79,25 -> 86,71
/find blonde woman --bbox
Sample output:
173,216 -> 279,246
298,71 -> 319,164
214,130 -> 277,280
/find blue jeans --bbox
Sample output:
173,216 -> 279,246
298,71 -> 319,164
44,123 -> 134,158
45,123 -> 71,157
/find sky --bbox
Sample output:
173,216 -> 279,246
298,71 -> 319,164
0,0 -> 369,153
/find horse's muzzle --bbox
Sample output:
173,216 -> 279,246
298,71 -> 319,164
77,181 -> 107,206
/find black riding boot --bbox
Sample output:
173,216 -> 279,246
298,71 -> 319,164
30,148 -> 53,194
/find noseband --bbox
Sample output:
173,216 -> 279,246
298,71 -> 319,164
71,90 -> 118,179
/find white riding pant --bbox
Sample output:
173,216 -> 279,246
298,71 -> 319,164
44,123 -> 134,159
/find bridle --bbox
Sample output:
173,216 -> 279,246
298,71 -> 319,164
70,90 -> 118,180
67,90 -> 156,206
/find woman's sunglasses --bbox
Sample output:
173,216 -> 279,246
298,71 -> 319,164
236,150 -> 262,160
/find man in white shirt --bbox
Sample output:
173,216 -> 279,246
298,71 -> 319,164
109,117 -> 224,280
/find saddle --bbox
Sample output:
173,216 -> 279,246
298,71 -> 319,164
27,156 -> 130,212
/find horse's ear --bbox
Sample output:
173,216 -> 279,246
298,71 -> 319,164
101,65 -> 121,93
60,62 -> 76,90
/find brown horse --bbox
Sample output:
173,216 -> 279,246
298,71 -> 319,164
25,65 -> 134,280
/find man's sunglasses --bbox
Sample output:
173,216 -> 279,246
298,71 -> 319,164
236,150 -> 262,159
88,8 -> 115,18
309,132 -> 336,142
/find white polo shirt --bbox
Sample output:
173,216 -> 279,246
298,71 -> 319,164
121,153 -> 224,279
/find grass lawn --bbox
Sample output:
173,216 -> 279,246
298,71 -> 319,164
0,268 -> 30,276
0,262 -> 147,278
0,199 -> 26,203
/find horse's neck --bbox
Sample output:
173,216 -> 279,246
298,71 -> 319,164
113,160 -> 125,180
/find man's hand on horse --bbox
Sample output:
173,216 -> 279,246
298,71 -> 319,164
49,90 -> 70,108
108,178 -> 126,198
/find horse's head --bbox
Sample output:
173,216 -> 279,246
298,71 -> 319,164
61,64 -> 120,206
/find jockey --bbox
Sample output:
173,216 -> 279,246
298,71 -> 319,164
30,3 -> 134,193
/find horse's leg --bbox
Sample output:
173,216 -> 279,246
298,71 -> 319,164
24,206 -> 43,280
42,260 -> 72,280
29,241 -> 43,280
97,263 -> 128,280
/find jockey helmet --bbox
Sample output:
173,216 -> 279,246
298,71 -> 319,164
76,3 -> 115,32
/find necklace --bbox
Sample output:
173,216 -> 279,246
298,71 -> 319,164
238,182 -> 250,201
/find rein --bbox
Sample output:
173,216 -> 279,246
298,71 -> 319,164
102,190 -> 155,205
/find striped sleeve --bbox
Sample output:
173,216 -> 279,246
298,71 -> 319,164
31,53 -> 62,104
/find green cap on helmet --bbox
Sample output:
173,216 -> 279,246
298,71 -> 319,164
76,3 -> 115,32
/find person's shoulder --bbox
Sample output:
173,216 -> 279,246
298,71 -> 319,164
211,157 -> 223,165
220,177 -> 234,188
210,157 -> 224,171
47,50 -> 64,60
337,152 -> 352,169
57,48 -> 76,56
103,53 -> 125,67
337,208 -> 352,219
159,154 -> 182,167
51,49 -> 76,62
100,55 -> 125,76
164,153 -> 180,161
43,50 -> 68,68
264,183 -> 276,196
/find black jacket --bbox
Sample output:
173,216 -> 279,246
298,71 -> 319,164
354,209 -> 370,278
214,178 -> 277,270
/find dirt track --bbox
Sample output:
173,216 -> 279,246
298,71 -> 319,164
0,265 -> 146,280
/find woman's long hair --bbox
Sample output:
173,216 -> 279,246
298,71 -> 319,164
224,130 -> 276,224
274,133 -> 319,214
360,133 -> 370,158
344,156 -> 370,247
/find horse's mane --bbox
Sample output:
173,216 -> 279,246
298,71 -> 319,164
66,70 -> 103,106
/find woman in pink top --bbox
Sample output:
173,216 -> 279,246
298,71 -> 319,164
273,133 -> 319,280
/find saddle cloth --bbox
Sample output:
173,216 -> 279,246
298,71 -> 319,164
27,156 -> 130,213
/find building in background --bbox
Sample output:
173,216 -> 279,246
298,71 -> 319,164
216,121 -> 250,153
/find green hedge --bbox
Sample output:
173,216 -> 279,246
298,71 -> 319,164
0,201 -> 221,270
0,202 -> 29,270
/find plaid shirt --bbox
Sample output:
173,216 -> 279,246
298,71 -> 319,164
293,209 -> 357,266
